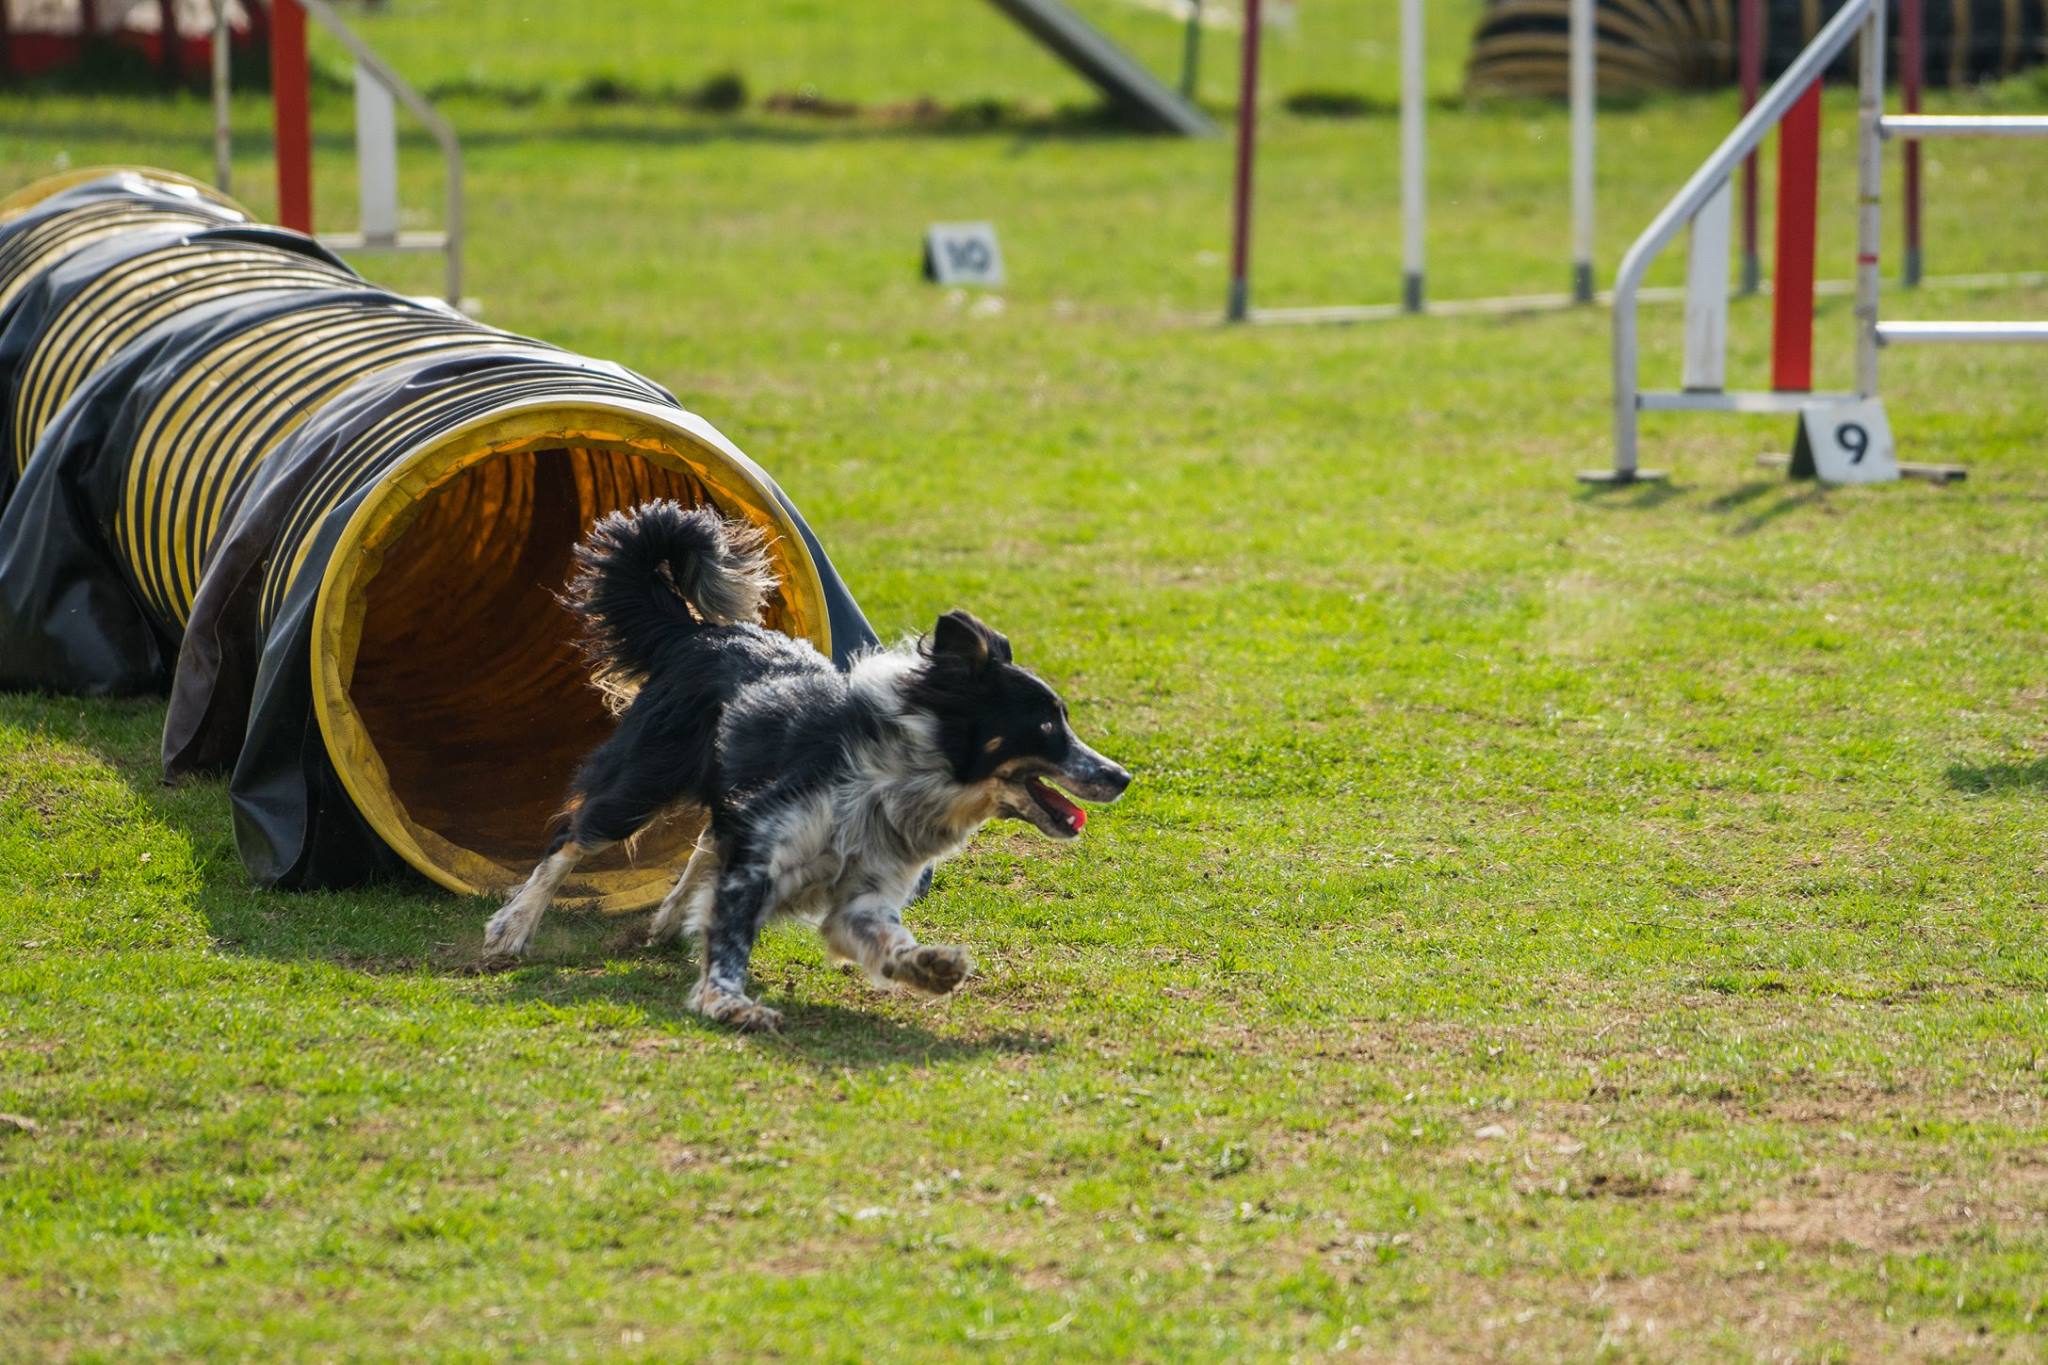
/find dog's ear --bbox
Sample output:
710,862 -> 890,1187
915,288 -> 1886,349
932,609 -> 1010,673
983,619 -> 1012,665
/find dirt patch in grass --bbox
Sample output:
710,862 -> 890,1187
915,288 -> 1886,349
1524,1270 -> 1998,1364
1325,1159 -> 2042,1360
1721,1158 -> 2048,1258
1567,1160 -> 2046,1356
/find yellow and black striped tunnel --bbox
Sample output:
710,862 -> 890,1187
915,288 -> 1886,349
1466,0 -> 2046,97
0,168 -> 863,908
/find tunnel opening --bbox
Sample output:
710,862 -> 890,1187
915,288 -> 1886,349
310,413 -> 831,909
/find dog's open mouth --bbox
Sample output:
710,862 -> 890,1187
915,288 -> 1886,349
1025,776 -> 1086,833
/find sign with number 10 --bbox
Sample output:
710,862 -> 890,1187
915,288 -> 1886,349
923,223 -> 1005,287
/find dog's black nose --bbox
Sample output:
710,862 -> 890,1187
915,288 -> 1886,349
1101,762 -> 1132,800
1059,741 -> 1131,804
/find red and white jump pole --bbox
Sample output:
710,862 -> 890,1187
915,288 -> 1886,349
1901,0 -> 1925,286
1225,0 -> 1596,322
1738,0 -> 1762,294
1770,78 -> 1822,391
270,0 -> 313,233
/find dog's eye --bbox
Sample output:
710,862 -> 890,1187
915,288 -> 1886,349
1040,720 -> 1056,735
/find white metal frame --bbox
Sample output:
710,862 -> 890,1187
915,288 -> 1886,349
1568,0 -> 1596,304
1250,0 -> 1598,324
211,1 -> 232,193
210,0 -> 465,304
1398,0 -> 1425,312
1589,0 -> 2048,482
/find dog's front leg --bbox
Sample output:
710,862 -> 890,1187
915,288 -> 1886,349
482,839 -> 605,966
687,865 -> 782,1032
822,894 -> 970,997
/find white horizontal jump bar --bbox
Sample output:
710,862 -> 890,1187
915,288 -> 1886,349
1877,321 -> 2048,344
1240,273 -> 2048,327
319,230 -> 453,253
1638,390 -> 1860,413
1880,115 -> 2048,139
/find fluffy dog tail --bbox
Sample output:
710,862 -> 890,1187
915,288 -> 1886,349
564,500 -> 775,692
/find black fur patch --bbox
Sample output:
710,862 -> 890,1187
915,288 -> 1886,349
910,609 -> 1070,785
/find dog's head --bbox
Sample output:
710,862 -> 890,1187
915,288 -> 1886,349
910,609 -> 1130,839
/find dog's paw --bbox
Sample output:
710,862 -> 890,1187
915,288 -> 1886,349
690,985 -> 783,1033
890,944 -> 971,996
480,907 -> 532,961
723,999 -> 783,1033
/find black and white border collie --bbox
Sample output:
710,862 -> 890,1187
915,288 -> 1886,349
481,501 -> 1130,1031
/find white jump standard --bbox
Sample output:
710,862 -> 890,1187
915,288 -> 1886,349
1584,0 -> 2048,485
1224,0 -> 1599,323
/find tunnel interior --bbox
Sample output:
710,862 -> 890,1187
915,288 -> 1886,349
327,435 -> 824,908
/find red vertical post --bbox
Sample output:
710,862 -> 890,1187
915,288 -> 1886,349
1771,80 -> 1822,392
157,0 -> 179,82
1738,0 -> 1763,293
1225,0 -> 1264,322
1902,0 -> 1924,286
271,0 -> 313,233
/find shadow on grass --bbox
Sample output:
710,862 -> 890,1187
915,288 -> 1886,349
1705,481 -> 1776,512
1727,486 -> 1824,537
26,105 -> 1166,161
1,693 -> 1051,1064
458,110 -> 1162,149
497,957 -> 1056,1068
1945,756 -> 2048,794
1575,478 -> 1689,510
217,893 -> 1057,1066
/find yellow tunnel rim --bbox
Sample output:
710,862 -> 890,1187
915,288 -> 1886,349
308,394 -> 832,907
0,166 -> 249,223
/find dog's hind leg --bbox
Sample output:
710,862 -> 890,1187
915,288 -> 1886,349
687,864 -> 783,1033
482,839 -> 607,966
497,747 -> 690,967
646,832 -> 719,950
822,892 -> 970,997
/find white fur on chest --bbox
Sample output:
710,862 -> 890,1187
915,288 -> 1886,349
758,711 -> 985,921
760,791 -> 933,922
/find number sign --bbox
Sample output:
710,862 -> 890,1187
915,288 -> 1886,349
1791,398 -> 1899,485
923,223 -> 1005,287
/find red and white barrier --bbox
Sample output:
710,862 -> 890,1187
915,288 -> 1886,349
1587,0 -> 2048,485
218,0 -> 462,302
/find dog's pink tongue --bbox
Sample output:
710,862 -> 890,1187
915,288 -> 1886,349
1036,781 -> 1085,831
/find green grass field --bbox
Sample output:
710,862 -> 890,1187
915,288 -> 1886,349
3,3 -> 2047,1358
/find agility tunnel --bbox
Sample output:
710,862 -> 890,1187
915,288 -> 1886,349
0,167 -> 874,909
1467,0 -> 2046,97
